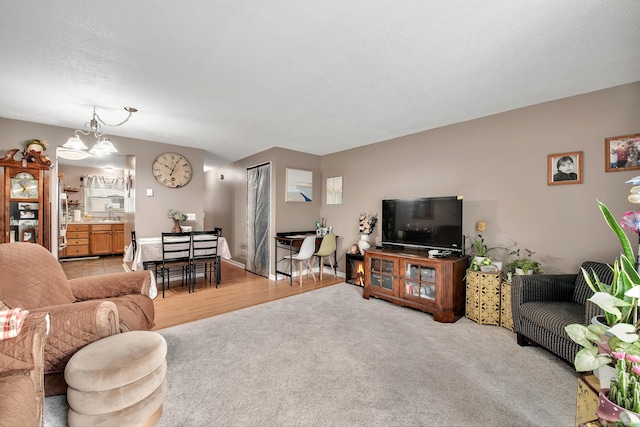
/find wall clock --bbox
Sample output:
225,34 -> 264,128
10,172 -> 39,199
152,152 -> 192,188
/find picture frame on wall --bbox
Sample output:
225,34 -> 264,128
547,151 -> 583,185
286,168 -> 312,202
326,176 -> 342,205
605,133 -> 640,172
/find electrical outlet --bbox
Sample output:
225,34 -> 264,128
186,213 -> 196,221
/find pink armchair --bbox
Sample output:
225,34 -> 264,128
0,243 -> 155,396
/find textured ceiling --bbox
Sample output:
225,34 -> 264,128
1,1 -> 639,169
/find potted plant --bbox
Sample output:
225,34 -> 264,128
507,248 -> 543,278
565,201 -> 640,425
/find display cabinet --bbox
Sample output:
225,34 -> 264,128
0,149 -> 51,250
363,248 -> 468,323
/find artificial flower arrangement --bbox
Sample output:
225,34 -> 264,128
167,209 -> 187,222
565,202 -> 640,424
358,212 -> 378,235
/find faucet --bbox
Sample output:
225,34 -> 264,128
107,207 -> 112,221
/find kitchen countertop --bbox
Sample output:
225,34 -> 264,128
67,221 -> 124,225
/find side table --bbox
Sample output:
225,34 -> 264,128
500,280 -> 514,331
465,270 -> 501,326
576,373 -> 600,426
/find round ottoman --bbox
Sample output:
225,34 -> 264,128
64,331 -> 167,427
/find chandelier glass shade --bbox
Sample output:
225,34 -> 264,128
63,106 -> 136,155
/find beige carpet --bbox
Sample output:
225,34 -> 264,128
45,283 -> 578,426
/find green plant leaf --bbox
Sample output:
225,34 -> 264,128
588,292 -> 630,321
573,346 -> 612,372
609,323 -> 640,343
565,323 -> 602,348
599,200 -> 634,264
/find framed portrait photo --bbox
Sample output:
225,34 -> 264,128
605,133 -> 640,172
21,228 -> 35,243
548,151 -> 583,186
286,168 -> 312,202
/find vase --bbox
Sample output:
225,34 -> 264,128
597,388 -> 640,425
358,234 -> 371,255
171,219 -> 181,233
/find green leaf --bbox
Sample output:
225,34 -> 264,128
588,292 -> 630,320
599,200 -> 635,264
565,323 -> 601,348
573,346 -> 612,372
609,323 -> 640,343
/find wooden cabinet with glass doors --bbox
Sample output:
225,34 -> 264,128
363,248 -> 468,323
0,149 -> 51,250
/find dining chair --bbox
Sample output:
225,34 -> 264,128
213,227 -> 222,237
190,230 -> 220,289
313,233 -> 336,281
160,232 -> 192,297
130,230 -> 137,257
284,235 -> 317,286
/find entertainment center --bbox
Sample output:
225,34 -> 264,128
363,248 -> 468,323
363,195 -> 468,323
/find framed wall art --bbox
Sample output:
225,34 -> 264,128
286,168 -> 312,202
548,151 -> 583,185
326,176 -> 343,205
21,228 -> 35,243
605,133 -> 640,172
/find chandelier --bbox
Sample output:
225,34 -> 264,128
63,106 -> 137,156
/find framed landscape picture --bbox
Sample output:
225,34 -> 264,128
286,168 -> 312,202
605,133 -> 640,172
548,151 -> 583,185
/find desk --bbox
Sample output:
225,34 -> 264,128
274,231 -> 337,286
124,236 -> 231,272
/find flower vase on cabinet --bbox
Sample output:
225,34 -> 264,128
171,220 -> 181,233
358,234 -> 371,255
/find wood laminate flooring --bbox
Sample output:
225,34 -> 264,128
61,255 -> 345,330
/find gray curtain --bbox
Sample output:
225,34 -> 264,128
246,163 -> 270,277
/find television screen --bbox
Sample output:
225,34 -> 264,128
381,196 -> 464,253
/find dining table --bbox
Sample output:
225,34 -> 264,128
123,235 -> 231,272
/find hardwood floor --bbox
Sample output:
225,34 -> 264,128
61,256 -> 345,330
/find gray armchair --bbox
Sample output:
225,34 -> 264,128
511,261 -> 612,364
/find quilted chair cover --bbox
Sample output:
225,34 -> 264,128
511,261 -> 612,364
0,243 -> 155,396
0,312 -> 49,427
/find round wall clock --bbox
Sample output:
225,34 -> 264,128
152,152 -> 192,188
10,172 -> 39,199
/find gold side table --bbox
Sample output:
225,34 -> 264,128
500,280 -> 514,332
465,270 -> 502,326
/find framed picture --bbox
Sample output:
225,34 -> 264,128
605,133 -> 640,172
326,176 -> 343,205
548,151 -> 583,185
21,228 -> 35,243
286,168 -> 312,202
19,210 -> 35,219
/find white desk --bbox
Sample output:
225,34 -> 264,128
124,236 -> 231,272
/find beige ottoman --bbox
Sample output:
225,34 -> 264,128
64,331 -> 167,427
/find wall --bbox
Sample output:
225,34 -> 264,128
0,118 -> 206,246
222,82 -> 640,276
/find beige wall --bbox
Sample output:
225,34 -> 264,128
222,82 -> 640,276
0,118 -> 206,249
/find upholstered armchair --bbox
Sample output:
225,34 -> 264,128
0,243 -> 156,396
0,312 -> 49,427
511,261 -> 612,364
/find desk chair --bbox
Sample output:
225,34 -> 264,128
160,232 -> 192,297
313,233 -> 336,281
191,230 -> 220,289
284,235 -> 317,286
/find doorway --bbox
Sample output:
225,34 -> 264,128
246,162 -> 270,277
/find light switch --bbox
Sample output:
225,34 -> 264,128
146,189 -> 154,197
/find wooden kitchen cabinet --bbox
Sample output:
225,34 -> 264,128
64,224 -> 90,257
90,224 -> 114,255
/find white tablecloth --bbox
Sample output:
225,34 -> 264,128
123,236 -> 231,272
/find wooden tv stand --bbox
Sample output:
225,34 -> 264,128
362,248 -> 469,323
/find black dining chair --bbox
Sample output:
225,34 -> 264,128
160,232 -> 192,297
191,230 -> 220,289
131,230 -> 137,257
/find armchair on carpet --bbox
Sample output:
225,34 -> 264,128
0,311 -> 49,427
0,242 -> 156,396
511,261 -> 612,364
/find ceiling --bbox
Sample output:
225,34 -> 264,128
1,1 -> 639,170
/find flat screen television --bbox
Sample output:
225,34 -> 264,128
381,196 -> 464,254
